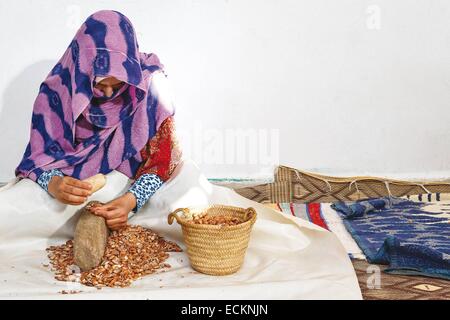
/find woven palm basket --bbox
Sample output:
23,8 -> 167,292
168,205 -> 257,276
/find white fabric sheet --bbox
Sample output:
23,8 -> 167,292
0,159 -> 361,299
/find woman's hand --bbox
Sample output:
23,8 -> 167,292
90,193 -> 137,231
48,176 -> 93,205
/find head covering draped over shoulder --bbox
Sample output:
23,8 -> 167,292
16,10 -> 174,181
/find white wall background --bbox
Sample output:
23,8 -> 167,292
1,0 -> 450,181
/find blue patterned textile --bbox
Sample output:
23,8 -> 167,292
331,197 -> 450,279
37,169 -> 64,192
128,173 -> 163,213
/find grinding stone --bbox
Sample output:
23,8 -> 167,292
73,201 -> 109,271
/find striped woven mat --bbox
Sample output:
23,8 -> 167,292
265,202 -> 365,260
234,166 -> 450,203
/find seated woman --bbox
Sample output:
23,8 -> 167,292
1,9 -> 361,299
15,10 -> 182,230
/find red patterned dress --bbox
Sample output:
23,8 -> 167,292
126,116 -> 182,212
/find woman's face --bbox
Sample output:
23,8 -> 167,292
94,77 -> 125,98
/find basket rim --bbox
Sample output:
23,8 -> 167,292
168,204 -> 257,230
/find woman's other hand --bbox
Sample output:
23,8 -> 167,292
90,193 -> 137,231
48,176 -> 93,205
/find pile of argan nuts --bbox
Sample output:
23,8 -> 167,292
46,225 -> 182,289
184,212 -> 244,226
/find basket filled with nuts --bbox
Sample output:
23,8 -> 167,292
168,205 -> 257,276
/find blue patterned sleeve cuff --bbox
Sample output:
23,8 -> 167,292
37,169 -> 64,193
127,173 -> 164,213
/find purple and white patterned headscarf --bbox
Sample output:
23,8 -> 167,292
16,10 -> 174,181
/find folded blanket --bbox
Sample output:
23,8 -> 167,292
331,198 -> 450,280
273,203 -> 365,260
